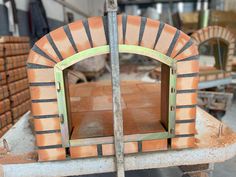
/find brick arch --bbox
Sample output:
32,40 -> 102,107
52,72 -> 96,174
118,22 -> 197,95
191,26 -> 235,72
27,15 -> 199,161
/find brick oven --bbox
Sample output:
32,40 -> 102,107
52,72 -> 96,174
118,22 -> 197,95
191,26 -> 234,83
27,15 -> 199,161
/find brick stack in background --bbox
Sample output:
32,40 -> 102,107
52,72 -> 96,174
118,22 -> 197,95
0,36 -> 31,137
0,39 -> 11,137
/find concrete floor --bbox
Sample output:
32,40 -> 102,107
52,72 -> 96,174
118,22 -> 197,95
76,98 -> 236,177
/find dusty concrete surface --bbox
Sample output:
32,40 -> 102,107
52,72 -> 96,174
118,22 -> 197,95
213,98 -> 236,177
0,112 -> 35,154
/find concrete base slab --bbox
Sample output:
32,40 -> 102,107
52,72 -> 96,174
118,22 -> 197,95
0,108 -> 236,177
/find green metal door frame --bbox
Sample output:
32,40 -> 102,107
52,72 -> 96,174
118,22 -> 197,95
54,44 -> 177,147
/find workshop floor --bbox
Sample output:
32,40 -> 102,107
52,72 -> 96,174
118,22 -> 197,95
77,97 -> 236,177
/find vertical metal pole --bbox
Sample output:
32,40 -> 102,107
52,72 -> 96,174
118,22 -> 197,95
198,9 -> 210,28
106,1 -> 125,177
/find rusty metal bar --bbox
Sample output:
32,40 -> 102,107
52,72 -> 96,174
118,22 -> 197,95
106,0 -> 125,177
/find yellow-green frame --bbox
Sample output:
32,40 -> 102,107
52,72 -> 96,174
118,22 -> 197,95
54,44 -> 177,147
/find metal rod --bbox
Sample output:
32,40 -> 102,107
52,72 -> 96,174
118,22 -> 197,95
198,9 -> 210,28
216,38 -> 224,71
106,0 -> 125,177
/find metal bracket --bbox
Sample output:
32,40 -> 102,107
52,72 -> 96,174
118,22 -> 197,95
56,82 -> 61,92
54,45 -> 177,147
59,114 -> 64,124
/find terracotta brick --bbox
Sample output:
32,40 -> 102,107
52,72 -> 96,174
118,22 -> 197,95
217,73 -> 224,79
176,107 -> 196,120
199,75 -> 206,82
202,27 -> 209,40
50,27 -> 76,59
171,137 -> 196,149
34,117 -> 60,131
175,44 -> 198,60
176,77 -> 199,90
125,16 -> 141,45
70,145 -> 98,158
28,50 -> 55,67
198,31 -> 205,42
218,27 -> 223,38
155,24 -> 177,55
0,85 -> 9,101
4,43 -> 29,56
170,31 -> 190,58
213,26 -> 219,38
36,132 -> 62,147
0,72 -> 7,85
8,79 -> 29,95
175,122 -> 196,135
30,86 -> 57,100
38,148 -> 66,161
0,111 -> 12,129
191,32 -> 200,44
176,93 -> 197,106
177,60 -> 199,75
0,99 -> 10,114
88,16 -> 107,47
141,18 -> 160,49
31,102 -> 59,116
27,68 -> 54,83
10,89 -> 30,107
0,36 -> 29,43
117,15 -> 124,44
6,67 -> 27,83
142,139 -> 167,152
225,72 -> 231,77
206,74 -> 217,81
68,20 -> 91,51
12,100 -> 31,119
0,58 -> 4,71
102,142 -> 138,156
35,36 -> 61,63
208,26 -> 214,39
5,55 -> 27,70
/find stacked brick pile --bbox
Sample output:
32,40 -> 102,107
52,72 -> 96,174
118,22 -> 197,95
0,36 -> 31,137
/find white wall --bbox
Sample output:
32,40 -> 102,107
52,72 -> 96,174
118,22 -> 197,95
0,0 -> 106,22
43,0 -> 64,21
